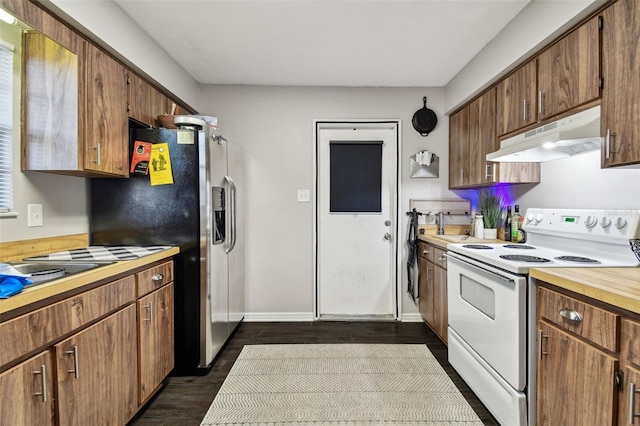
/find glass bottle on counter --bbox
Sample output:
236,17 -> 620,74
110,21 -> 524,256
504,206 -> 512,241
511,205 -> 521,241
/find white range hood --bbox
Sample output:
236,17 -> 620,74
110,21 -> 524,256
486,106 -> 601,162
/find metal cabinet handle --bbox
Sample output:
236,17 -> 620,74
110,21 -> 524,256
425,265 -> 430,281
422,249 -> 429,255
559,307 -> 583,322
523,99 -> 529,121
66,346 -> 79,379
538,329 -> 548,359
630,382 -> 640,424
151,273 -> 164,282
143,302 -> 154,324
33,364 -> 47,402
606,128 -> 611,158
438,254 -> 447,263
93,143 -> 101,165
484,163 -> 494,180
538,90 -> 544,116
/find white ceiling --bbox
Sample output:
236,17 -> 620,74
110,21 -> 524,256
114,0 -> 531,87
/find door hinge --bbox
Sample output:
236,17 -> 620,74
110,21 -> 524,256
598,16 -> 603,30
615,370 -> 624,391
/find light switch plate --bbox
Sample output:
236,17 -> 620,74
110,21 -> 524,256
297,189 -> 311,203
28,204 -> 43,227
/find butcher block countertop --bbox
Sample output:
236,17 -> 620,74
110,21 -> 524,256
0,246 -> 179,320
530,267 -> 640,315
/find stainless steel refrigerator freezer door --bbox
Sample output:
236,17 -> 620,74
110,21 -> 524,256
227,140 -> 245,330
202,132 -> 230,368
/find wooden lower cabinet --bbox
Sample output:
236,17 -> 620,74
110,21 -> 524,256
138,282 -> 175,404
537,320 -> 617,426
0,351 -> 54,425
55,304 -> 138,425
418,242 -> 447,344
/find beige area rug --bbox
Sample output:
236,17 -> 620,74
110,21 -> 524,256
200,344 -> 483,425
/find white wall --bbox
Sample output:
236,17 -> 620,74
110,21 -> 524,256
198,85 -> 461,317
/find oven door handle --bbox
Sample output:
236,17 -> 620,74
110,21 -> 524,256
448,253 -> 516,284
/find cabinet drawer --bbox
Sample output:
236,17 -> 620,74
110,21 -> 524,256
136,261 -> 173,297
0,276 -> 135,370
433,247 -> 447,269
621,318 -> 640,367
418,242 -> 434,262
538,286 -> 619,352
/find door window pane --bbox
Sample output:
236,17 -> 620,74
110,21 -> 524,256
329,141 -> 382,213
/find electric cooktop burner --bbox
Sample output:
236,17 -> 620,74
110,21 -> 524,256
463,244 -> 494,249
500,254 -> 551,263
503,244 -> 535,249
555,256 -> 600,264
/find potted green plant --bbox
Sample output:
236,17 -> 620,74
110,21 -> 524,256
478,188 -> 504,239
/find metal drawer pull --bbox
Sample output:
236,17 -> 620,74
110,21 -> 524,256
629,382 -> 640,425
144,302 -> 154,324
152,273 -> 164,281
559,307 -> 583,322
629,382 -> 640,424
438,254 -> 447,262
33,364 -> 47,402
422,249 -> 429,255
538,329 -> 548,359
67,345 -> 79,379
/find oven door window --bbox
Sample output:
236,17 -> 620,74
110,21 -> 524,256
460,275 -> 495,319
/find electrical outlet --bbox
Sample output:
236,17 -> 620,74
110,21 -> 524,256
28,204 -> 43,227
297,189 -> 311,203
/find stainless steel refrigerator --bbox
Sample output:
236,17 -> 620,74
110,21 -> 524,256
89,116 -> 244,375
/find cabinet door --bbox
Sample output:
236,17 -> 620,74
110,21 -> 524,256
496,60 -> 537,136
433,264 -> 448,344
448,106 -> 469,189
619,365 -> 640,426
127,72 -> 152,125
0,351 -> 54,425
150,86 -> 172,127
468,89 -> 497,186
138,283 -> 174,404
55,305 -> 138,426
601,0 -> 640,168
85,43 -> 129,176
537,16 -> 600,120
418,255 -> 434,325
537,321 -> 617,426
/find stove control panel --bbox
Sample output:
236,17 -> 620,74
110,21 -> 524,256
523,208 -> 640,241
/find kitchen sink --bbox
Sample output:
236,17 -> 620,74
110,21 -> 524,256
7,261 -> 115,288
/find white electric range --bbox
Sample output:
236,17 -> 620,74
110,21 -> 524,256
445,208 -> 640,426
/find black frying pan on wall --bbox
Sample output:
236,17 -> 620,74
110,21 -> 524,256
412,97 -> 438,136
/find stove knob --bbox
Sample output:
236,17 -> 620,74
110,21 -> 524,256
585,215 -> 598,228
535,213 -> 544,223
526,213 -> 535,223
601,216 -> 612,228
614,217 -> 628,229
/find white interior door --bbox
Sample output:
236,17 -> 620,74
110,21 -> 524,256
317,122 -> 398,318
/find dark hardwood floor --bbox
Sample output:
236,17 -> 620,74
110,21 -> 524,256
129,321 -> 499,425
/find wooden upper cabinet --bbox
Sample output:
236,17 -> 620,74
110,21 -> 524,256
496,60 -> 537,136
468,89 -> 497,185
601,0 -> 640,168
538,16 -> 601,120
150,86 -> 172,127
127,72 -> 152,125
85,43 -> 129,177
448,106 -> 469,188
22,32 -> 81,172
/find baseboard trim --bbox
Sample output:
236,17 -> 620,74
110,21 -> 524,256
244,312 -> 315,322
243,312 -> 424,323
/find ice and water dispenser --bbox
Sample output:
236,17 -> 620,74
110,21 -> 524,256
212,186 -> 225,244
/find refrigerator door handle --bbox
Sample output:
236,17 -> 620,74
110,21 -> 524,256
224,175 -> 237,254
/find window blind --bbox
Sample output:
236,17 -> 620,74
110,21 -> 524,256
0,43 -> 13,212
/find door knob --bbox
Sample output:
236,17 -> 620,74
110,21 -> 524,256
384,233 -> 392,240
